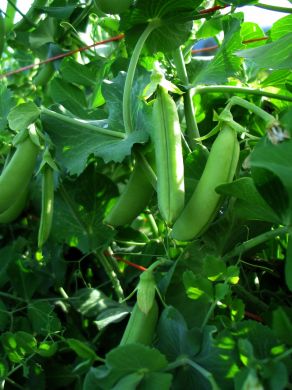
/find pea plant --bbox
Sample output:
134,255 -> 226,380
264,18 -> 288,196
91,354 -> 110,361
0,0 -> 292,388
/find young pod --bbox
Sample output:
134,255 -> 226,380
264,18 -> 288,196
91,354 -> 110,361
0,186 -> 28,224
0,137 -> 40,213
171,124 -> 239,241
104,158 -> 154,227
120,299 -> 159,346
152,86 -> 185,225
38,165 -> 54,248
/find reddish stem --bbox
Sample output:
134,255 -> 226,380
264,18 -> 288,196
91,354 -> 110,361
244,310 -> 264,323
199,4 -> 227,14
0,33 -> 125,80
192,36 -> 268,54
104,251 -> 147,272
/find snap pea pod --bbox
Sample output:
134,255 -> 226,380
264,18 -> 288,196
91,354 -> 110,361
38,165 -> 54,248
152,86 -> 185,225
0,186 -> 28,224
171,124 -> 239,241
0,137 -> 40,214
104,158 -> 154,227
120,299 -> 158,346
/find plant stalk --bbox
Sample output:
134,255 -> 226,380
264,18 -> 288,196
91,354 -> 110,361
255,3 -> 292,13
226,96 -> 275,124
97,252 -> 124,302
172,47 -> 200,148
123,21 -> 159,134
195,85 -> 292,102
41,108 -> 125,139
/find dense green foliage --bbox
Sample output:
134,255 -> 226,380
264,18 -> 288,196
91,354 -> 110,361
0,0 -> 292,389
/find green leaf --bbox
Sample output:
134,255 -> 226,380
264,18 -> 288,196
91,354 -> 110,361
251,138 -> 292,224
139,372 -> 173,390
188,15 -> 243,86
285,233 -> 292,292
7,102 -> 40,131
49,78 -> 88,118
240,22 -> 265,48
183,271 -> 213,301
270,15 -> 292,41
106,344 -> 169,373
67,339 -> 97,360
37,341 -> 58,357
41,110 -> 147,175
156,306 -> 202,361
7,259 -> 40,300
39,4 -> 77,19
236,33 -> 292,70
27,301 -> 61,336
51,165 -> 115,252
272,306 -> 292,345
0,84 -> 14,130
60,58 -> 98,87
216,177 -> 281,223
121,0 -> 204,53
112,372 -> 144,390
70,288 -> 118,317
29,17 -> 58,48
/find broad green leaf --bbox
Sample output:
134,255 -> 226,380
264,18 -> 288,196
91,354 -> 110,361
156,306 -> 202,361
272,306 -> 292,345
106,344 -> 168,373
270,15 -> 292,41
121,0 -> 204,53
261,70 -> 292,89
67,339 -> 97,360
37,341 -> 58,357
240,22 -> 265,48
39,4 -> 77,19
27,301 -> 62,336
188,15 -> 243,86
70,288 -> 118,317
0,84 -> 14,130
236,33 -> 292,70
49,78 -> 88,118
60,58 -> 98,87
29,17 -> 58,48
216,177 -> 280,223
95,306 -> 130,330
7,102 -> 40,131
285,233 -> 292,291
139,372 -> 173,390
112,372 -> 144,390
51,165 -> 116,252
41,110 -> 148,175
183,270 -> 213,301
7,259 -> 40,300
251,138 -> 292,224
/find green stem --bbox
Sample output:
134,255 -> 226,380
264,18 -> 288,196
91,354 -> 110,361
274,348 -> 292,362
146,212 -> 159,238
195,85 -> 292,102
0,291 -> 26,302
97,252 -> 124,302
123,21 -> 159,134
41,108 -> 125,139
224,226 -> 289,260
5,0 -> 16,32
255,3 -> 292,13
200,301 -> 217,330
233,284 -> 269,312
172,47 -> 200,148
135,151 -> 157,190
227,96 -> 275,124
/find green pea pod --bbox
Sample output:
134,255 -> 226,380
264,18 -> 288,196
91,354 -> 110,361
38,165 -> 54,248
171,124 -> 239,241
120,299 -> 158,346
0,186 -> 28,224
0,137 -> 40,214
104,158 -> 154,227
0,11 -> 5,57
152,86 -> 185,225
137,269 -> 156,315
